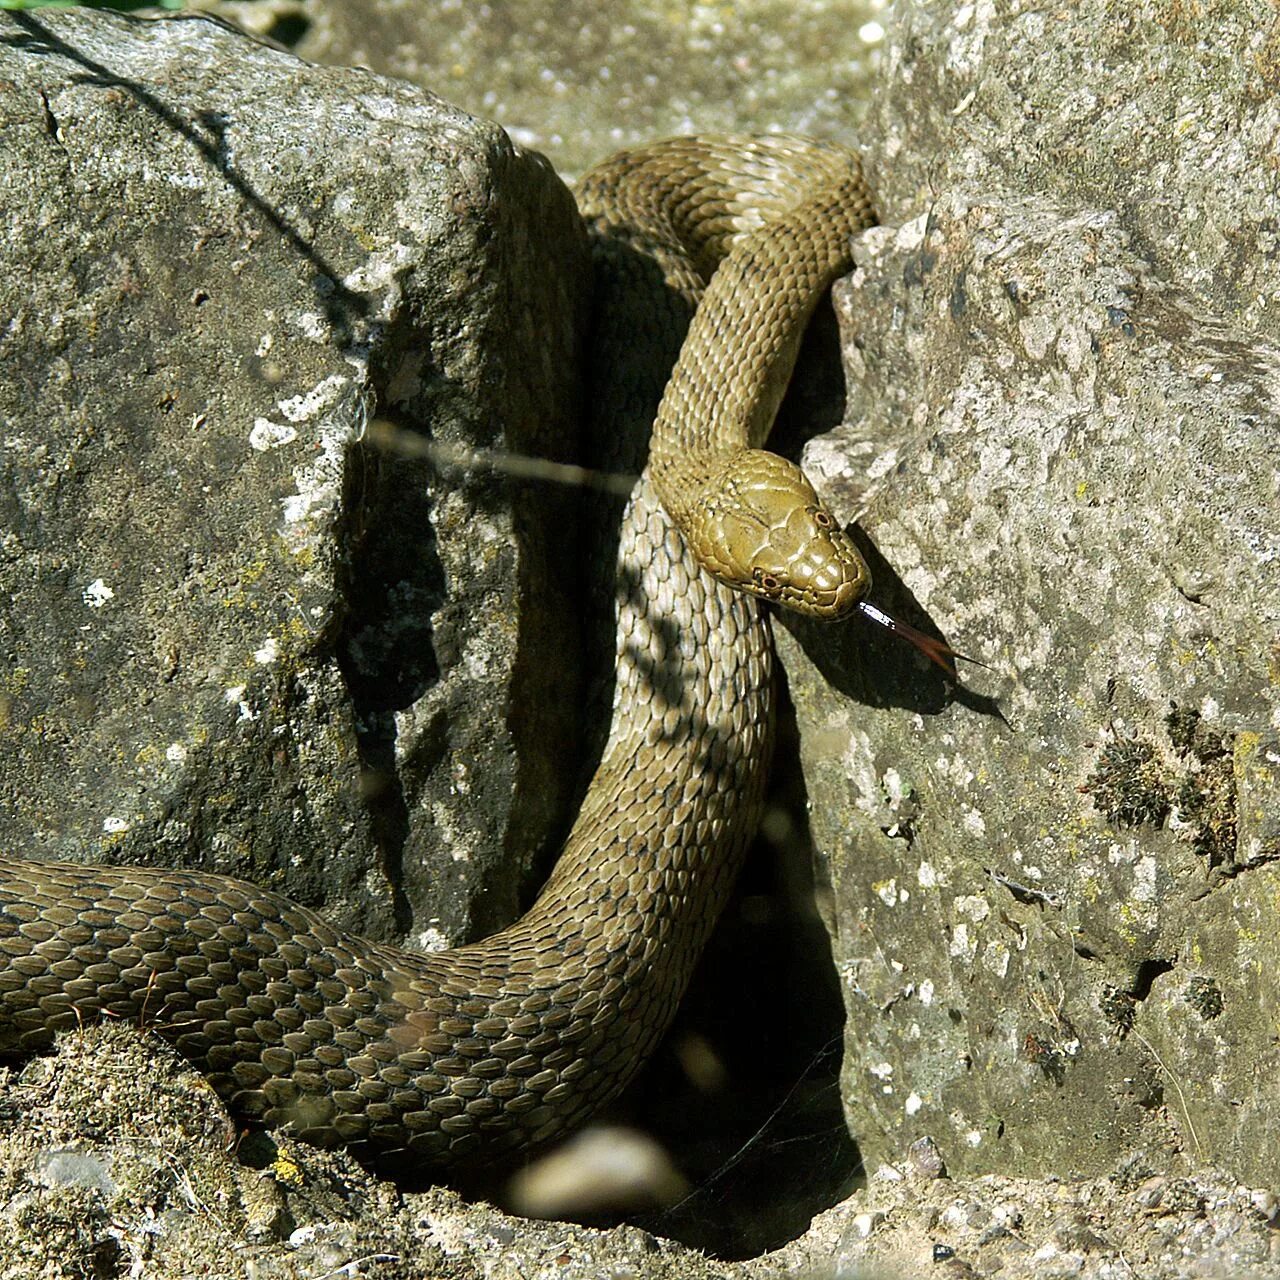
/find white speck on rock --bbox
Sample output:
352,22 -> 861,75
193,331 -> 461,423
103,816 -> 129,834
296,312 -> 330,342
82,579 -> 114,608
1019,311 -> 1057,360
867,447 -> 901,480
254,637 -> 279,665
983,941 -> 1011,978
919,979 -> 935,1006
342,241 -> 415,296
1057,319 -> 1094,373
950,923 -> 977,962
876,878 -> 901,907
1134,855 -> 1157,902
281,378 -> 367,532
461,633 -> 498,682
249,419 -> 298,451
956,894 -> 990,922
414,925 -> 453,954
165,743 -> 187,764
894,213 -> 928,253
851,1211 -> 883,1238
276,374 -> 349,423
906,1093 -> 924,1116
1108,841 -> 1135,866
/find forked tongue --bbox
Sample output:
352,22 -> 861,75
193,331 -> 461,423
856,600 -> 985,679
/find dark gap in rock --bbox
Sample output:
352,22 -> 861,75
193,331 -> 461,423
1130,958 -> 1176,1002
332,409 -> 446,936
612,303 -> 860,1259
333,416 -> 446,714
462,300 -> 862,1259
266,14 -> 311,48
605,302 -> 861,1260
502,423 -> 593,919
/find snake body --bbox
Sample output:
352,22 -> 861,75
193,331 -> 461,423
0,136 -> 875,1170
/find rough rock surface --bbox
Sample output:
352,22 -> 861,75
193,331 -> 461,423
0,7 -> 588,955
172,0 -> 890,178
778,0 -> 1280,1186
0,1026 -> 704,1280
5,1027 -> 1279,1280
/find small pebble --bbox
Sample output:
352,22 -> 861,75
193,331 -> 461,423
507,1126 -> 687,1219
908,1135 -> 947,1180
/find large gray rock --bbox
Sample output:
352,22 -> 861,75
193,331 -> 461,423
0,7 -> 589,948
781,0 -> 1280,1184
866,0 -> 1280,340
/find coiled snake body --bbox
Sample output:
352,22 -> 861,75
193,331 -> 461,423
0,136 -> 875,1169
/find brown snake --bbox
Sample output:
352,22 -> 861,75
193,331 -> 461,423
0,136 -> 878,1171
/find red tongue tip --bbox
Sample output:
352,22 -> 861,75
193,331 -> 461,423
855,600 -> 986,677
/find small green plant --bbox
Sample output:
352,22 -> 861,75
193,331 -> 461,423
1084,737 -> 1171,828
0,1 -> 187,11
1184,975 -> 1224,1020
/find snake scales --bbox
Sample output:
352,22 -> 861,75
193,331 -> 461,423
0,136 -> 876,1170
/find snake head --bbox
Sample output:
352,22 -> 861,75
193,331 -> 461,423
686,449 -> 871,618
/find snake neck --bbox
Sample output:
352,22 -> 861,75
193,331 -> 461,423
525,472 -> 775,965
646,170 -> 873,547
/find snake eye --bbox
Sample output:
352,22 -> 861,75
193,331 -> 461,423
753,567 -> 781,594
811,508 -> 834,530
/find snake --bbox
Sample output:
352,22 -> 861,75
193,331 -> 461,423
0,135 -> 878,1171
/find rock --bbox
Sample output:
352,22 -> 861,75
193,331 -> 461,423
771,1157 -> 1280,1280
865,0 -> 1280,341
907,1135 -> 947,1181
0,6 -> 589,952
507,1125 -> 689,1220
0,1026 -> 730,1280
287,0 -> 888,177
779,0 -> 1280,1184
7,1025 -> 1279,1280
